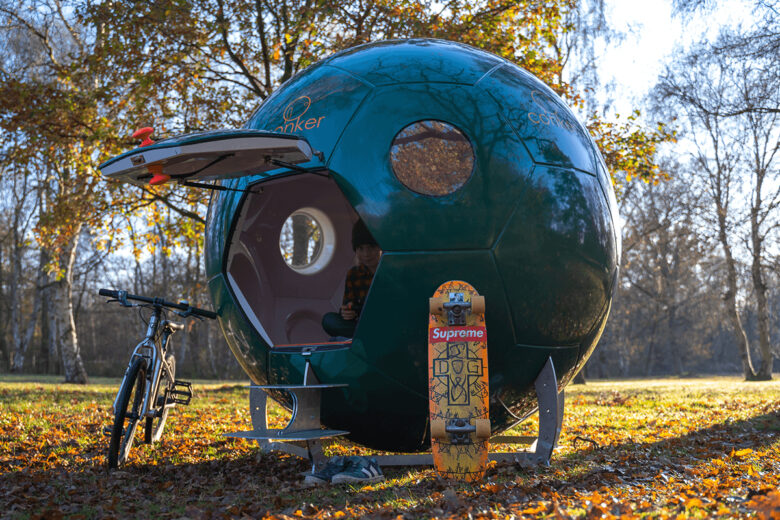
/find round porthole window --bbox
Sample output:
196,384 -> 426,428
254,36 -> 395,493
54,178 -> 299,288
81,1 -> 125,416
390,120 -> 474,196
279,207 -> 336,275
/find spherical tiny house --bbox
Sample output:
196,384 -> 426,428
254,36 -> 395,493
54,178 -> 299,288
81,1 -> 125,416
204,39 -> 620,452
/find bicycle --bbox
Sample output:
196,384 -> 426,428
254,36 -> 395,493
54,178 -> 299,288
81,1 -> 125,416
99,288 -> 217,469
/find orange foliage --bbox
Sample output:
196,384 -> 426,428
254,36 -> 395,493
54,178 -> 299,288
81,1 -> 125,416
1,379 -> 778,519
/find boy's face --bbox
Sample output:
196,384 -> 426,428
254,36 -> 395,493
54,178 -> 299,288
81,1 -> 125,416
356,244 -> 382,269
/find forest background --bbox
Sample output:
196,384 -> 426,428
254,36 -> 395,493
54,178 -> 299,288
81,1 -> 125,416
0,0 -> 777,383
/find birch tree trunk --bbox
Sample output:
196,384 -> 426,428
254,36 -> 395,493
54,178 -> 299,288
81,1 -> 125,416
178,321 -> 190,369
10,247 -> 46,372
8,171 -> 34,372
14,254 -> 47,373
292,214 -> 312,267
750,191 -> 773,380
0,243 -> 8,371
717,207 -> 757,380
744,80 -> 778,381
655,43 -> 769,382
206,324 -> 219,379
43,291 -> 60,375
51,230 -> 88,384
9,226 -> 23,371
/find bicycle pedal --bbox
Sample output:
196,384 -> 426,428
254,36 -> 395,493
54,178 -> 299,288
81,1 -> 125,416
170,380 -> 193,405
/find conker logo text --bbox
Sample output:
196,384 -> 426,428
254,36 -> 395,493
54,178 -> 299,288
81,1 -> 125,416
275,95 -> 326,133
527,90 -> 576,132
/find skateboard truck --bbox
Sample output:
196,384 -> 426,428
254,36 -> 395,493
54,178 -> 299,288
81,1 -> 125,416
431,292 -> 486,326
432,418 -> 491,445
443,300 -> 470,326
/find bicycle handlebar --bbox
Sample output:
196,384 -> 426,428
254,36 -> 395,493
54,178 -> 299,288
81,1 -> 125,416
98,288 -> 217,319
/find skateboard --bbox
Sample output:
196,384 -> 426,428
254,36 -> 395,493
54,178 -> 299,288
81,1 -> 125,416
428,280 -> 490,481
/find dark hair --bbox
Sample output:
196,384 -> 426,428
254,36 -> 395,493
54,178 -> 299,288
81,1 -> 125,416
352,220 -> 378,251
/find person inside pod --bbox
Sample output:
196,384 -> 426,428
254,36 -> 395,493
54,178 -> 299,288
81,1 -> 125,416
321,220 -> 381,339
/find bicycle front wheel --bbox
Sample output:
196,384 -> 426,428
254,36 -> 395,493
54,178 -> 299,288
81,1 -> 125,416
108,357 -> 147,469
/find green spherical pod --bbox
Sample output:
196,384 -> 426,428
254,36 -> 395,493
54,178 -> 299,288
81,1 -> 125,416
205,39 -> 619,452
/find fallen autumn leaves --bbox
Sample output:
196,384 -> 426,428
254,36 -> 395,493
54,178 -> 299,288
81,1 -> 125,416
1,377 -> 778,519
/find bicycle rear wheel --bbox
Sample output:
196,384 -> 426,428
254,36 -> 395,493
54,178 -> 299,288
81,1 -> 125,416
145,354 -> 175,444
108,357 -> 147,469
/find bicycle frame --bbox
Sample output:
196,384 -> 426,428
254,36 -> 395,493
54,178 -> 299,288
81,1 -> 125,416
111,307 -> 176,419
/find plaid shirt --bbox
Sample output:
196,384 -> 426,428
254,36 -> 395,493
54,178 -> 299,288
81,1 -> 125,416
343,264 -> 375,313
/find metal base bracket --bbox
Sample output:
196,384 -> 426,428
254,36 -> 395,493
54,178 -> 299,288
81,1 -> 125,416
378,357 -> 564,468
227,356 -> 564,471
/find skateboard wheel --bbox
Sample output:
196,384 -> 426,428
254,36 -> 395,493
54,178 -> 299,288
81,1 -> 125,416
431,419 -> 447,439
475,418 -> 491,439
471,296 -> 485,314
429,297 -> 446,315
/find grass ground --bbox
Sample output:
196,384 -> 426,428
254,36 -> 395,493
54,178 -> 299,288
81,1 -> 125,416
0,375 -> 778,519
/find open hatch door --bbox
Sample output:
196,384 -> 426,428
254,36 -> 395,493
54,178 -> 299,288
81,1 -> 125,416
99,129 -> 314,186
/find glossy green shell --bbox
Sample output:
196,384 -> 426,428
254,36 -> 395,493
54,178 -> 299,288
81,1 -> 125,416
205,39 -> 619,452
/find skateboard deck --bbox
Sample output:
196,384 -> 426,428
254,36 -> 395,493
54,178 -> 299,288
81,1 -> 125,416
428,280 -> 489,481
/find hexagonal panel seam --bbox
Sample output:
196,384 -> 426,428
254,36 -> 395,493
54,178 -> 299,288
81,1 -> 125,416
327,62 -> 482,87
487,248 -> 519,347
593,162 -> 619,225
481,86 -> 600,176
489,162 -> 537,252
474,62 -> 508,87
534,160 -> 598,178
479,86 -> 536,164
323,63 -> 377,88
514,342 -> 580,350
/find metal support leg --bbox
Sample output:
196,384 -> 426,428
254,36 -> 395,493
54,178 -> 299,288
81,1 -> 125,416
530,356 -> 559,464
555,389 -> 565,449
489,356 -> 562,466
247,386 -> 309,460
249,386 -> 271,451
380,359 -> 564,468
284,362 -> 323,432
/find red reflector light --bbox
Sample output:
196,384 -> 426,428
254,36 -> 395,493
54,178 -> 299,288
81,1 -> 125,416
133,127 -> 155,147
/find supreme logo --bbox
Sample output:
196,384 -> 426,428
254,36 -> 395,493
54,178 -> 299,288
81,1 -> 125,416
429,326 -> 487,343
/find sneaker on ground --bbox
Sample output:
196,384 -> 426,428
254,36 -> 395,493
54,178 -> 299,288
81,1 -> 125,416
304,456 -> 347,485
331,456 -> 384,484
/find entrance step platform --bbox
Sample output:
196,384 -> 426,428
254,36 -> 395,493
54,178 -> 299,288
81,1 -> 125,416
224,348 -> 350,471
253,384 -> 348,389
225,428 -> 349,442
